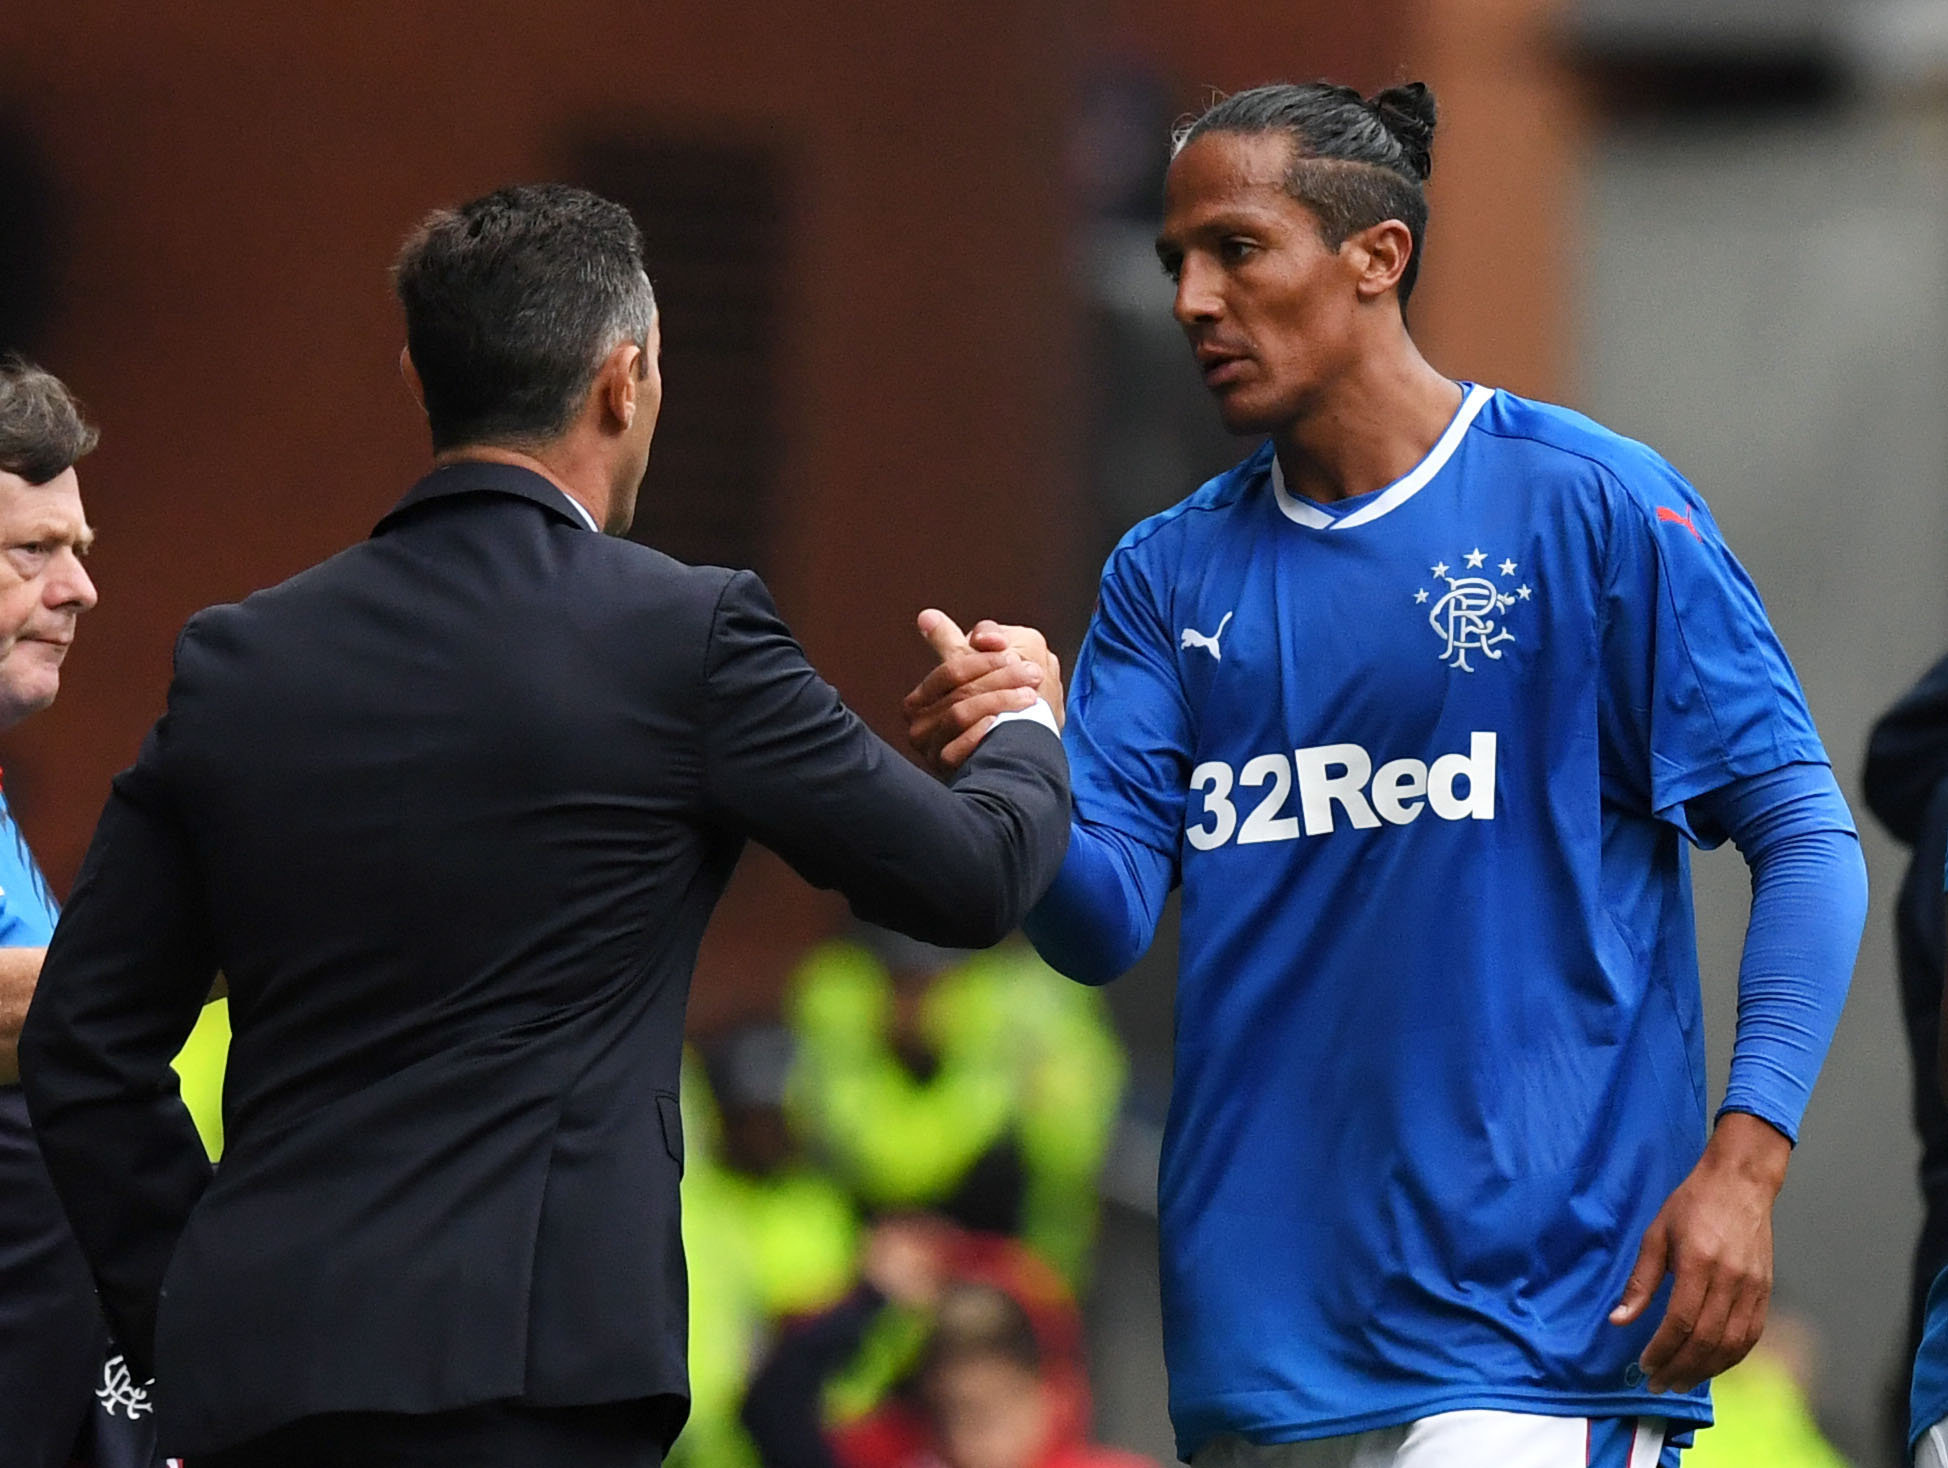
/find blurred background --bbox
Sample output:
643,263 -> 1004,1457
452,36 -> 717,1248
4,0 -> 1947,1463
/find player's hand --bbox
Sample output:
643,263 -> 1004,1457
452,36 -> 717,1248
1609,1111 -> 1790,1394
904,610 -> 1063,774
964,620 -> 1064,728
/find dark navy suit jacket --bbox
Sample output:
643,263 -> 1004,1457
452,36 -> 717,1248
18,463 -> 1070,1456
1865,653 -> 1948,1363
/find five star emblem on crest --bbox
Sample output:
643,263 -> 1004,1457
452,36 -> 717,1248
1414,548 -> 1535,672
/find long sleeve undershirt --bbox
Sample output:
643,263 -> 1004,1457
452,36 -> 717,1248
1687,761 -> 1866,1141
1025,760 -> 1866,1143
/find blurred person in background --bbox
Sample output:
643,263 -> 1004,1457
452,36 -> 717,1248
703,1024 -> 861,1319
675,1027 -> 861,1468
1863,654 -> 1948,1459
786,927 -> 1125,1286
0,358 -> 167,1468
742,1217 -> 1153,1468
906,80 -> 1868,1466
17,183 -> 1070,1468
1679,1307 -> 1848,1468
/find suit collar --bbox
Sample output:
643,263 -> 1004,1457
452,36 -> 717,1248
374,461 -> 600,536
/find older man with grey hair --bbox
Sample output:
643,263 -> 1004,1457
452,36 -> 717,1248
0,358 -> 162,1468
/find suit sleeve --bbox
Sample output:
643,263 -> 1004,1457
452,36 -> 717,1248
697,571 -> 1070,948
19,702 -> 219,1372
1863,651 -> 1948,846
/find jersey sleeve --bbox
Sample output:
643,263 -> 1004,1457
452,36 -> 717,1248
1598,460 -> 1828,842
0,889 -> 52,947
0,806 -> 59,946
1023,548 -> 1188,982
1064,549 -> 1196,859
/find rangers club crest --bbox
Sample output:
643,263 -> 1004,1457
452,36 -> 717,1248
1413,548 -> 1533,673
96,1353 -> 154,1421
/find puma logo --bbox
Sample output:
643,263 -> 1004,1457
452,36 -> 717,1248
1180,611 -> 1234,660
1655,505 -> 1702,541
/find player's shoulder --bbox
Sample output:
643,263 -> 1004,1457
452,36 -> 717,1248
1103,442 -> 1273,573
1473,388 -> 1693,517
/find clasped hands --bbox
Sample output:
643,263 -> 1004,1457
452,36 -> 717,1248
903,609 -> 1064,774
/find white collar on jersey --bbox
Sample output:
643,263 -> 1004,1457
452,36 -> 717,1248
553,487 -> 602,533
1270,382 -> 1495,531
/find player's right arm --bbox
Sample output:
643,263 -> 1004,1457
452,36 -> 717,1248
907,554 -> 1187,984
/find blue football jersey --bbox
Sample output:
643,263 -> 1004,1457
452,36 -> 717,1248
1059,385 -> 1827,1453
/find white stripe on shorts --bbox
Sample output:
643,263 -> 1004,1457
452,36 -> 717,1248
1918,1419 -> 1948,1468
1193,1411 -> 1670,1468
1627,1419 -> 1664,1468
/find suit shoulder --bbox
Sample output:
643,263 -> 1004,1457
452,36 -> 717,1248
568,534 -> 741,607
171,543 -> 369,659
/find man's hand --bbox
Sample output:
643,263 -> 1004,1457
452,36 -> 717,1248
1610,1111 -> 1790,1394
904,610 -> 1065,775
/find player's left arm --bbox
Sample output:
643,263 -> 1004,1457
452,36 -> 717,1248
1611,761 -> 1866,1393
1597,462 -> 1868,1393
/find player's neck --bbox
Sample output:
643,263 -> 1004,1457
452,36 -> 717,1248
1271,346 -> 1463,506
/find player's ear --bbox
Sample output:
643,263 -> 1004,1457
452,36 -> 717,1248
597,340 -> 643,431
1347,220 -> 1414,303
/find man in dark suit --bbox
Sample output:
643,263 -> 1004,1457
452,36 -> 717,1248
18,184 -> 1070,1468
1864,654 -> 1948,1456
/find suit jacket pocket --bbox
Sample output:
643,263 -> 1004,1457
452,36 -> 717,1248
656,1091 -> 683,1174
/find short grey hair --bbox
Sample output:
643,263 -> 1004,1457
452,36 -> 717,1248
0,357 -> 98,485
392,184 -> 658,452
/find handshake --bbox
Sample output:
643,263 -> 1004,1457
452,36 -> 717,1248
903,608 -> 1065,775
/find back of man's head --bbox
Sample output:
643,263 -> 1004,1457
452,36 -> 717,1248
393,184 -> 656,454
0,356 -> 97,487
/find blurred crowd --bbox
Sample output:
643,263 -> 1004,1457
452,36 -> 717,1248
670,929 -> 1138,1468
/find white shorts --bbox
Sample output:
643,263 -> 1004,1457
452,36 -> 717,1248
1195,1411 -> 1676,1468
1918,1419 -> 1948,1468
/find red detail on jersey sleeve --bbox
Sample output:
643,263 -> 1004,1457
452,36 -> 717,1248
1655,505 -> 1703,540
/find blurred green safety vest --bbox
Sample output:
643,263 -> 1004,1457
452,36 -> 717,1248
786,939 -> 1125,1284
1681,1350 -> 1849,1468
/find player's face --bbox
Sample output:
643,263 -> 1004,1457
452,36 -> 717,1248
1158,131 -> 1361,435
0,465 -> 95,729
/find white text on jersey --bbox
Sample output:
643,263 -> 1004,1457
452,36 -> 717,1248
1185,733 -> 1497,850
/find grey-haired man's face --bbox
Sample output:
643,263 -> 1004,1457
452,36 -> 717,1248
0,465 -> 96,729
